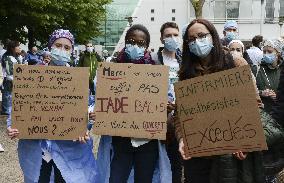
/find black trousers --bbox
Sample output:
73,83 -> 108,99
38,159 -> 65,183
184,158 -> 212,183
109,137 -> 159,183
166,137 -> 183,183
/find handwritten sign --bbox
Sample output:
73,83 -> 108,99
174,65 -> 267,157
12,65 -> 89,140
94,63 -> 169,140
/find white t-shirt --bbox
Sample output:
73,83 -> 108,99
246,46 -> 263,66
163,55 -> 180,103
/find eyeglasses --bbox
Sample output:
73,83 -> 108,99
125,38 -> 146,47
187,32 -> 210,44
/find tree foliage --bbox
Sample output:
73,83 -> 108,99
0,0 -> 111,48
190,0 -> 205,18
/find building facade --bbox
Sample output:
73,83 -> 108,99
114,0 -> 284,52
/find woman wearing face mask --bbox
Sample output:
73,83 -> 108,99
37,51 -> 51,66
175,19 -> 266,183
7,29 -> 98,183
1,40 -> 22,115
228,40 -> 255,68
256,39 -> 283,113
228,40 -> 244,59
96,24 -> 172,183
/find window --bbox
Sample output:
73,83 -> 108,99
172,9 -> 176,13
265,0 -> 275,21
151,17 -> 154,21
279,0 -> 284,19
214,0 -> 240,19
151,9 -> 154,13
172,17 -> 176,21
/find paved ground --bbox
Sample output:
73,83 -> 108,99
0,116 -> 100,183
0,116 -> 283,183
0,116 -> 24,183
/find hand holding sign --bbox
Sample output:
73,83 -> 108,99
94,63 -> 169,140
174,65 -> 267,157
12,65 -> 89,140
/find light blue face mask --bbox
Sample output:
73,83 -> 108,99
50,47 -> 71,66
263,53 -> 277,64
164,37 -> 179,52
188,37 -> 214,58
225,31 -> 238,43
125,44 -> 145,60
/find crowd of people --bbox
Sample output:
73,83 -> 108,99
1,18 -> 284,183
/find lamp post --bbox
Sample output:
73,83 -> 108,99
104,5 -> 107,49
279,20 -> 284,37
260,0 -> 265,35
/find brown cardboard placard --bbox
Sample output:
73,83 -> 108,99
12,65 -> 89,140
174,65 -> 268,157
94,63 -> 169,140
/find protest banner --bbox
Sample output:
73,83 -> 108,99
174,65 -> 268,157
12,65 -> 89,140
94,63 -> 169,140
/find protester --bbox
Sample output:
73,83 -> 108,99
6,29 -> 98,183
37,51 -> 51,66
221,20 -> 239,47
26,46 -> 41,65
1,40 -> 22,115
20,50 -> 28,64
151,22 -> 182,183
0,39 -> 9,61
247,35 -> 264,76
175,18 -> 266,183
228,39 -> 245,59
228,39 -> 254,67
264,39 -> 284,183
0,143 -> 4,152
256,39 -> 283,113
77,41 -> 102,95
96,24 -> 171,183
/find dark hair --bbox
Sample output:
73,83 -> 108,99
28,45 -> 37,51
85,41 -> 92,46
160,22 -> 179,37
252,35 -> 263,47
125,24 -> 150,48
6,40 -> 20,56
2,39 -> 11,49
179,19 -> 234,80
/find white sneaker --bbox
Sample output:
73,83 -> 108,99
0,143 -> 4,152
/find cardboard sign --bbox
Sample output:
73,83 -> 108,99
12,65 -> 89,140
174,65 -> 267,157
94,63 -> 169,140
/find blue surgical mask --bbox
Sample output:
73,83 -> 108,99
164,37 -> 179,52
263,53 -> 277,64
225,31 -> 238,42
125,44 -> 145,60
50,47 -> 71,66
188,37 -> 214,58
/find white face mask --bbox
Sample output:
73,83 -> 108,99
230,50 -> 243,59
86,47 -> 94,53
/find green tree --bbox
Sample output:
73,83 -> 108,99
0,0 -> 111,48
190,0 -> 205,18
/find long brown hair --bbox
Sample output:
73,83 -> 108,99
179,19 -> 234,81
